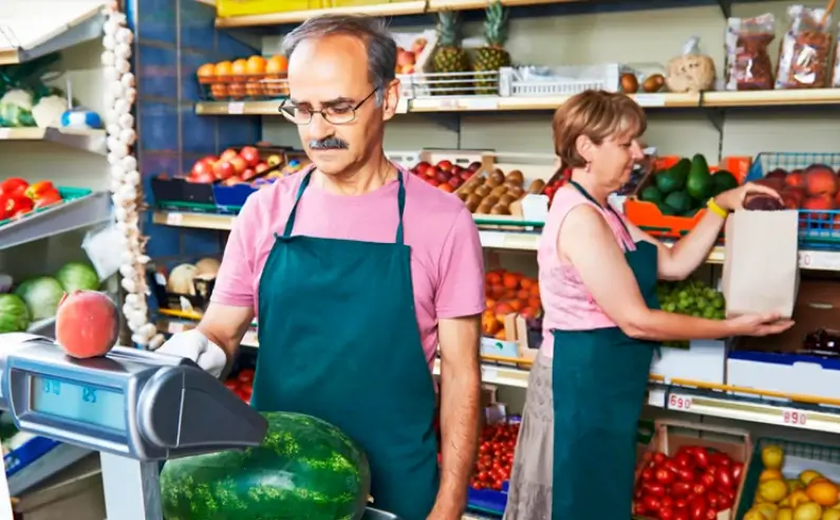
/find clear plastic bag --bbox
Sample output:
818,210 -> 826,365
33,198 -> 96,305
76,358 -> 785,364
724,13 -> 776,91
776,5 -> 833,89
665,36 -> 716,93
833,22 -> 840,87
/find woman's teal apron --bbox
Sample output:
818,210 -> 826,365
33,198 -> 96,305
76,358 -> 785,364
253,170 -> 439,520
551,181 -> 660,519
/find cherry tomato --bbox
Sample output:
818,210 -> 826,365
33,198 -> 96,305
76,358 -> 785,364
674,511 -> 689,520
705,510 -> 717,520
223,380 -> 238,391
677,468 -> 695,483
692,448 -> 710,469
653,452 -> 667,465
710,452 -> 731,467
642,467 -> 654,481
643,495 -> 662,513
674,498 -> 688,510
706,491 -> 719,510
643,482 -> 666,497
675,452 -> 694,469
237,368 -> 255,383
660,506 -> 675,520
632,500 -> 646,515
717,492 -> 733,510
699,471 -> 716,488
716,467 -> 733,489
692,483 -> 707,496
656,468 -> 676,485
689,496 -> 707,520
730,461 -> 744,482
671,482 -> 692,496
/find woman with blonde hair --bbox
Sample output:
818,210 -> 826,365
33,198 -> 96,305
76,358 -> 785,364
503,90 -> 793,520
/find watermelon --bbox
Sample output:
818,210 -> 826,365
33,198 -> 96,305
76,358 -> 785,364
160,411 -> 371,520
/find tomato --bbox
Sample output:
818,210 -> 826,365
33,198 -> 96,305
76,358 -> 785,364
660,506 -> 675,520
705,510 -> 716,520
689,496 -> 707,520
653,452 -> 667,465
717,492 -> 733,510
710,452 -> 730,467
674,511 -> 689,520
716,467 -> 733,489
677,468 -> 695,483
0,178 -> 28,197
706,491 -> 719,510
223,380 -> 238,391
671,482 -> 692,496
642,467 -> 654,481
699,471 -> 715,488
692,483 -> 707,496
237,368 -> 255,383
730,461 -> 744,482
675,452 -> 694,469
664,460 -> 681,476
674,498 -> 688,510
692,448 -> 710,469
240,385 -> 252,397
643,495 -> 661,513
642,482 -> 666,497
656,467 -> 676,485
632,500 -> 646,515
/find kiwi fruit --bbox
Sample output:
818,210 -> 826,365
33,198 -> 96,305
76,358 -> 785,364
488,169 -> 505,184
476,201 -> 494,214
506,170 -> 524,186
466,193 -> 483,208
508,186 -> 525,198
499,193 -> 516,206
474,185 -> 491,198
490,203 -> 510,215
490,185 -> 508,197
528,179 -> 546,194
465,198 -> 480,213
486,176 -> 503,188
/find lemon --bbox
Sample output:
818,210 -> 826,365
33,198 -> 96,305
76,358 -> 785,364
760,469 -> 785,482
763,445 -> 785,470
822,509 -> 840,520
793,502 -> 823,520
778,507 -> 794,520
790,490 -> 813,509
744,509 -> 768,520
801,471 -> 824,485
761,479 -> 792,503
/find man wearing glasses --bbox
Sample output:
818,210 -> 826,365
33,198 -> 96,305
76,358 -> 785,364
156,14 -> 484,520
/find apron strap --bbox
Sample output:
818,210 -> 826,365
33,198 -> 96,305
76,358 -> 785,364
568,180 -> 633,250
280,167 -> 407,246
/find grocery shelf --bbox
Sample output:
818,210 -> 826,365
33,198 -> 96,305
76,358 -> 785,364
0,128 -> 107,155
7,443 -> 93,496
0,2 -> 107,66
479,231 -> 539,251
0,191 -> 110,252
702,88 -> 840,108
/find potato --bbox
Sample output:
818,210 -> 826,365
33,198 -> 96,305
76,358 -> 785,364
528,179 -> 546,194
474,185 -> 491,198
505,170 -> 524,185
490,203 -> 510,215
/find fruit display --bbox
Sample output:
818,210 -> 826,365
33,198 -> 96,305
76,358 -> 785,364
459,168 -> 542,215
160,411 -> 372,519
742,444 -> 840,520
0,178 -> 66,222
431,11 -> 470,95
483,269 -> 541,341
224,367 -> 254,404
197,55 -> 289,100
638,154 -> 740,217
470,421 -> 519,491
156,257 -> 220,310
0,262 -> 100,333
621,71 -> 666,94
409,158 -> 482,192
55,290 -> 119,359
633,445 -> 744,519
186,146 -> 280,186
751,164 -> 840,225
473,0 -> 512,95
656,278 -> 725,349
395,35 -> 428,75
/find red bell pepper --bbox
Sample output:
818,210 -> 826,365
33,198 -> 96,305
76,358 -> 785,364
0,193 -> 34,220
24,181 -> 56,200
0,178 -> 28,198
32,188 -> 62,209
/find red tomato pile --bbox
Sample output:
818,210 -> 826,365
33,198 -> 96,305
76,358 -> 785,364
471,422 -> 519,491
634,446 -> 744,520
224,368 -> 254,404
0,178 -> 63,221
543,169 -> 571,207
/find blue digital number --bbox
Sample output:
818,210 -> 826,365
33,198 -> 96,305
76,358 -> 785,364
82,386 -> 97,404
43,378 -> 61,396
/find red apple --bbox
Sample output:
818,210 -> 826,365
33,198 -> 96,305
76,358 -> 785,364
425,177 -> 438,187
191,158 -> 214,177
219,148 -> 238,162
415,161 -> 431,176
239,146 -> 261,167
448,176 -> 463,189
213,161 -> 235,180
190,171 -> 215,183
437,160 -> 453,172
459,170 -> 473,181
222,176 -> 244,186
242,168 -> 257,180
425,166 -> 439,179
230,156 -> 248,175
468,161 -> 482,172
255,162 -> 270,173
435,170 -> 451,183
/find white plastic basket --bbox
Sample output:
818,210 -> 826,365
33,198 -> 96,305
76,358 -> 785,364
499,64 -> 621,97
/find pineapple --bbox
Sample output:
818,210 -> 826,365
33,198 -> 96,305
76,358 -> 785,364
473,0 -> 512,95
431,10 -> 471,96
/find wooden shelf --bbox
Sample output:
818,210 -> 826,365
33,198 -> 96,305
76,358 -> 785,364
702,88 -> 840,107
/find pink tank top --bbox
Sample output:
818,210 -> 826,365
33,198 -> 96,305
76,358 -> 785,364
537,186 -> 637,358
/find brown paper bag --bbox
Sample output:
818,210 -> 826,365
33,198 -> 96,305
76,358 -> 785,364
722,209 -> 799,318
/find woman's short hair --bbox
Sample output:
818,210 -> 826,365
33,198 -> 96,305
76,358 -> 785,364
552,90 -> 647,169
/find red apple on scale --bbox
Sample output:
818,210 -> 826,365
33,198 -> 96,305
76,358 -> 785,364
230,156 -> 248,176
239,146 -> 261,167
219,148 -> 238,163
213,161 -> 235,180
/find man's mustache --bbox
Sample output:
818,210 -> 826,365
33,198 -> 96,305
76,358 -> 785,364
309,137 -> 349,149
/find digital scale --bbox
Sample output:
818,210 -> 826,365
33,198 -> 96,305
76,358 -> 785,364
0,333 -> 398,520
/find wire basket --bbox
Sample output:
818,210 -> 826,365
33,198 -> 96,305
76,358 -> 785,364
746,152 -> 840,249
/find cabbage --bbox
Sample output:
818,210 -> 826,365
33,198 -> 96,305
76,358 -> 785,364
0,294 -> 31,333
0,89 -> 36,128
14,277 -> 65,320
55,262 -> 100,293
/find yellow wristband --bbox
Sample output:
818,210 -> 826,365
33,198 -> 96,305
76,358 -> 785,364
707,198 -> 728,219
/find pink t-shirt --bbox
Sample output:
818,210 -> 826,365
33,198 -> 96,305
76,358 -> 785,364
211,166 -> 486,371
537,186 -> 637,358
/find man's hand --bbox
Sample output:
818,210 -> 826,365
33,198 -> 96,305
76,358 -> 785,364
431,315 -> 481,519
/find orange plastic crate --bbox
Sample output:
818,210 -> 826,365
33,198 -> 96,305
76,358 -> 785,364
624,156 -> 752,239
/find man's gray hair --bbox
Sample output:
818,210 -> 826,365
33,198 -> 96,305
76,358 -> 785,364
282,15 -> 397,106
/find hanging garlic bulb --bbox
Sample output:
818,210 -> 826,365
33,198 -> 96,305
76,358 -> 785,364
102,1 -> 165,350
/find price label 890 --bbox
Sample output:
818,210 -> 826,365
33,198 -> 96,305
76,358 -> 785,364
782,409 -> 807,426
668,394 -> 692,411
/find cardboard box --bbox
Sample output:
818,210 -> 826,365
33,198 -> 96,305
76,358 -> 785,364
722,209 -> 800,318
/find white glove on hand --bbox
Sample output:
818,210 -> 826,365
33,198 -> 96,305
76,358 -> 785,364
155,329 -> 227,378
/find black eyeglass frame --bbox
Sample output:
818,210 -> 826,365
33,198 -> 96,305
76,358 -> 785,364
278,87 -> 380,125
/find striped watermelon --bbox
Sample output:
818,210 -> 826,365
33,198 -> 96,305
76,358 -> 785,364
160,411 -> 371,520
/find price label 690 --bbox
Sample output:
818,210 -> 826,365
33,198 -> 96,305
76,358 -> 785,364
782,409 -> 807,426
668,394 -> 692,411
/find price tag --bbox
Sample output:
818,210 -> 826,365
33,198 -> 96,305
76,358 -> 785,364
799,250 -> 840,271
459,97 -> 499,111
502,233 -> 538,250
633,94 -> 666,107
519,194 -> 549,223
481,367 -> 499,382
227,101 -> 245,115
168,322 -> 185,334
782,409 -> 808,426
668,393 -> 692,411
166,212 -> 183,225
479,231 -> 505,249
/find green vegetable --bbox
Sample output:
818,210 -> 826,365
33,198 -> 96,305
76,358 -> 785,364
639,185 -> 662,203
0,89 -> 36,127
56,262 -> 100,293
14,276 -> 65,320
656,201 -> 678,216
161,411 -> 371,520
655,159 -> 690,194
712,170 -> 739,195
0,294 -> 30,333
656,278 -> 726,349
686,154 -> 713,201
664,191 -> 691,214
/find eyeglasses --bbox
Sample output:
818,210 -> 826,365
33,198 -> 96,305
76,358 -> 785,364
278,87 -> 379,125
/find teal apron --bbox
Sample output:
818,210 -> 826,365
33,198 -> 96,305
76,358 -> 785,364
253,170 -> 439,520
551,181 -> 659,519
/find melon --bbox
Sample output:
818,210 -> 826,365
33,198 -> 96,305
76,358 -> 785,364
160,411 -> 371,520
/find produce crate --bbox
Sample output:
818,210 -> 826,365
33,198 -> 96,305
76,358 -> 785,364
745,151 -> 840,249
0,187 -> 93,229
216,0 -> 325,18
634,420 -> 753,520
734,437 -> 840,519
625,156 -> 752,239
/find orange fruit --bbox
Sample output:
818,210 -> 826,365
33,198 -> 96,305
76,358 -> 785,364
806,480 -> 839,506
266,55 -> 288,74
502,272 -> 520,289
197,63 -> 215,79
760,469 -> 785,482
215,60 -> 233,77
246,55 -> 267,75
486,272 -> 502,286
787,489 -> 811,509
231,59 -> 248,75
494,330 -> 506,340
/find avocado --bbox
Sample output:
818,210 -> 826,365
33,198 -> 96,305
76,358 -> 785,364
671,158 -> 691,187
686,154 -> 714,200
664,191 -> 691,214
656,201 -> 678,216
640,185 -> 662,203
682,208 -> 701,218
712,170 -> 739,195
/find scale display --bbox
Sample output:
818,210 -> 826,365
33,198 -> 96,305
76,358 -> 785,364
30,375 -> 126,432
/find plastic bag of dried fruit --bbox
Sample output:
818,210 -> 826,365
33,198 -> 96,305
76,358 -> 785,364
832,21 -> 840,87
776,5 -> 832,89
724,13 -> 775,91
